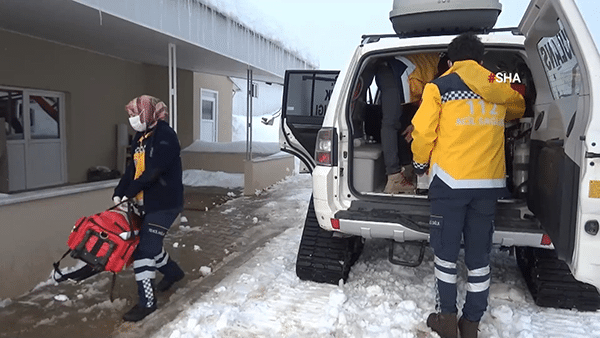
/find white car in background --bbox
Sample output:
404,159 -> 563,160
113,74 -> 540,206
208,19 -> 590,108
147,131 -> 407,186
280,0 -> 600,310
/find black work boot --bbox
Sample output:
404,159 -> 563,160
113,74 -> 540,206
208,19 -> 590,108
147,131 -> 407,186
427,312 -> 458,338
458,316 -> 480,338
122,304 -> 157,322
157,259 -> 185,292
123,278 -> 157,322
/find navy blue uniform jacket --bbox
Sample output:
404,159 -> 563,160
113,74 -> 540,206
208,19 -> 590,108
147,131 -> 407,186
114,120 -> 183,213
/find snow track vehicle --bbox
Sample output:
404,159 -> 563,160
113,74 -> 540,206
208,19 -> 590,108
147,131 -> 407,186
281,0 -> 600,311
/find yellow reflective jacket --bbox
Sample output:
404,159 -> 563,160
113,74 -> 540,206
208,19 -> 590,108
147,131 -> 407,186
404,53 -> 440,103
411,60 -> 525,189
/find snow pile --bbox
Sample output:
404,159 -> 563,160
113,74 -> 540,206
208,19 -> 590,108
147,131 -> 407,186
231,113 -> 281,143
182,140 -> 280,155
182,113 -> 281,155
0,298 -> 12,308
199,266 -> 212,277
182,170 -> 243,188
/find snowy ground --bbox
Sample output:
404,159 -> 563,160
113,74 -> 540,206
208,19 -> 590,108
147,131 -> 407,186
153,174 -> 600,338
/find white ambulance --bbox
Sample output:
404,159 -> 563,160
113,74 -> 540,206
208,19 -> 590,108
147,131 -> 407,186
280,0 -> 600,310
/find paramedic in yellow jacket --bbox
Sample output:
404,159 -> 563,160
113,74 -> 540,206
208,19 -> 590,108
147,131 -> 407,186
411,33 -> 525,338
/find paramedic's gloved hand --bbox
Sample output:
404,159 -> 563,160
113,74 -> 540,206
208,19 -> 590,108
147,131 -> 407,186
113,196 -> 128,204
113,196 -> 129,211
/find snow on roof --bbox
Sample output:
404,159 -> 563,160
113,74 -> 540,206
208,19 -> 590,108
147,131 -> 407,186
200,0 -> 319,68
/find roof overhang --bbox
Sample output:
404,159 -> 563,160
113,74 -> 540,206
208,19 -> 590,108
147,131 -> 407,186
0,0 -> 314,84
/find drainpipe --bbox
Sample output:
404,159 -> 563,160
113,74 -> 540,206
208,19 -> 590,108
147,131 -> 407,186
0,118 -> 7,193
246,68 -> 253,161
169,43 -> 177,133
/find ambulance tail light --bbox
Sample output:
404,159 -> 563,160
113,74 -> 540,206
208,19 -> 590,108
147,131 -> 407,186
315,128 -> 337,167
541,233 -> 552,246
331,218 -> 340,230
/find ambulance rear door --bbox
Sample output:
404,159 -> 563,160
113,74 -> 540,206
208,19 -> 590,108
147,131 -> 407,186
519,0 -> 600,288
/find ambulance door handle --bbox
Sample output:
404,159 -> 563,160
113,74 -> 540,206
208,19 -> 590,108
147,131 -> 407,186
585,152 -> 600,159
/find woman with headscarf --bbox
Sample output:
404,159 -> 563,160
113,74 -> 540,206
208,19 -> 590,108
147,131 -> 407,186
113,95 -> 185,322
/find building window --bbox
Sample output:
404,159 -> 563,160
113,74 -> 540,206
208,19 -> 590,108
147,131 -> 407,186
1,87 -> 66,191
251,82 -> 259,98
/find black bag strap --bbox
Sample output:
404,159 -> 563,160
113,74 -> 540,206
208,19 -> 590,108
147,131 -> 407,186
53,251 -> 102,284
109,199 -> 143,224
108,199 -> 134,211
53,250 -> 118,302
52,248 -> 73,280
109,273 -> 117,302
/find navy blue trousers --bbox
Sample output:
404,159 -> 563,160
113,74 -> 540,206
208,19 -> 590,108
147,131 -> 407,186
132,210 -> 181,307
429,196 -> 496,322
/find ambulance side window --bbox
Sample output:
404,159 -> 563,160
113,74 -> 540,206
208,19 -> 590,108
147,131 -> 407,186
285,73 -> 337,118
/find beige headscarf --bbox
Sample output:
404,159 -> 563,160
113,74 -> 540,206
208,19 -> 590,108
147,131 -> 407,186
125,95 -> 168,129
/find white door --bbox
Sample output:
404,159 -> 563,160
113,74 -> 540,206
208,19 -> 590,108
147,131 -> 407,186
2,88 -> 66,191
519,0 -> 600,288
200,89 -> 218,142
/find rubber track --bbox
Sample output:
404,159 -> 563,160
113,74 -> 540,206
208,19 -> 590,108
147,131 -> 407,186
295,198 -> 364,284
516,247 -> 600,311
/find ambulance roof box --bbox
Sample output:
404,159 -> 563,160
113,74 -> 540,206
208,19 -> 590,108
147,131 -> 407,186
390,0 -> 502,37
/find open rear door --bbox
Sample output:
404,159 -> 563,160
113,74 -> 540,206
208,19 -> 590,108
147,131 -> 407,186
280,70 -> 339,172
519,0 -> 600,287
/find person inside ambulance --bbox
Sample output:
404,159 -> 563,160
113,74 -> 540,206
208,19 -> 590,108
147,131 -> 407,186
113,95 -> 185,322
374,52 -> 440,194
411,33 -> 525,338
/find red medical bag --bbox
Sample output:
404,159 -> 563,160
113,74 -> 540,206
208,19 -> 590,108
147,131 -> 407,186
65,206 -> 141,274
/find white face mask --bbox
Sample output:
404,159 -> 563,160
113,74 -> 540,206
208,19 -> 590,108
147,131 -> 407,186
128,115 -> 146,132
